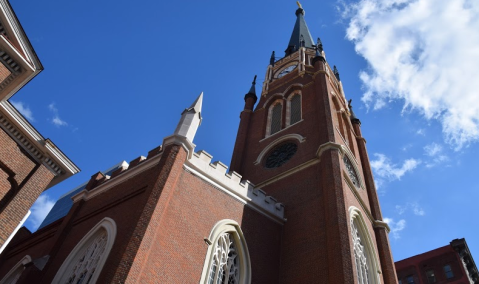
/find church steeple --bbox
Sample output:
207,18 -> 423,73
285,2 -> 315,56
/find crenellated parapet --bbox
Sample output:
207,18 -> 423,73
185,149 -> 285,223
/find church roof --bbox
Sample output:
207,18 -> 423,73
285,3 -> 315,56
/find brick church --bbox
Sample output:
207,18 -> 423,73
0,3 -> 398,284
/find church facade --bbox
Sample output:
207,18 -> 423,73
0,4 -> 397,284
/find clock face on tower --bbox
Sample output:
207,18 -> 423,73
277,64 -> 298,78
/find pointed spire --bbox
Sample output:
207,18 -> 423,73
333,65 -> 341,81
244,75 -> 258,105
348,99 -> 361,125
285,2 -> 315,56
312,37 -> 326,65
173,92 -> 203,143
270,51 -> 276,66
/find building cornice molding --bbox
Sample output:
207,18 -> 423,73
0,101 -> 79,187
184,150 -> 285,223
71,153 -> 162,203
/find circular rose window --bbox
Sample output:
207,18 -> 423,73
264,143 -> 298,168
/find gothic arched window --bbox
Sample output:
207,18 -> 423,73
289,94 -> 301,125
52,218 -> 116,284
349,207 -> 381,284
0,255 -> 31,284
352,218 -> 370,284
208,233 -> 240,284
200,220 -> 251,284
270,103 -> 282,135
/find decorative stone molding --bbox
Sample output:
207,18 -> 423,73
0,255 -> 31,284
256,134 -> 306,165
349,206 -> 382,283
0,102 -> 79,186
200,220 -> 251,284
184,150 -> 285,223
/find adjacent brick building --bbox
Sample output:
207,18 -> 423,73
0,0 -> 78,253
0,3 -> 398,283
395,239 -> 478,284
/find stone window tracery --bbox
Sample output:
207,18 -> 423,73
201,220 -> 251,284
352,219 -> 370,284
65,230 -> 107,284
52,218 -> 116,284
207,233 -> 240,284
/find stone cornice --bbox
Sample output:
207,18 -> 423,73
0,101 -> 79,188
71,154 -> 162,203
184,150 -> 285,223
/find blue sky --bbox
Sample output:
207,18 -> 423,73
9,0 -> 479,263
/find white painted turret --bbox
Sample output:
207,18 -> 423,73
163,92 -> 203,157
173,92 -> 203,142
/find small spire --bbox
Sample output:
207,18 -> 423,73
244,75 -> 258,104
316,37 -> 323,53
333,65 -> 341,81
270,51 -> 276,66
173,92 -> 203,143
285,3 -> 315,56
312,37 -> 326,65
248,75 -> 257,95
348,99 -> 361,125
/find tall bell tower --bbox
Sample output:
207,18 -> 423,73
231,3 -> 398,283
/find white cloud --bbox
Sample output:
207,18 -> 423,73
370,153 -> 420,186
384,217 -> 406,239
416,129 -> 425,136
29,194 -> 55,230
52,116 -> 68,126
48,102 -> 68,127
423,143 -> 449,167
396,202 -> 425,216
10,101 -> 34,121
342,0 -> 479,149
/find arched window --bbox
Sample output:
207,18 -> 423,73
52,217 -> 116,284
200,220 -> 251,284
0,255 -> 31,284
270,103 -> 282,135
352,218 -> 370,284
349,207 -> 381,284
289,94 -> 301,125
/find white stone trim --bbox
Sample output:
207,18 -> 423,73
0,255 -> 31,284
184,150 -> 285,223
286,92 -> 302,126
200,220 -> 251,284
72,153 -> 162,203
315,142 -> 365,190
349,206 -> 382,284
255,134 -> 306,165
52,217 -> 117,284
261,83 -> 304,109
0,101 -> 79,188
0,210 -> 30,254
265,99 -> 283,137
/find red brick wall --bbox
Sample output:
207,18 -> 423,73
396,245 -> 469,284
0,127 -> 54,248
0,63 -> 11,84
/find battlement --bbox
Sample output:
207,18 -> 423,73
185,150 -> 285,222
